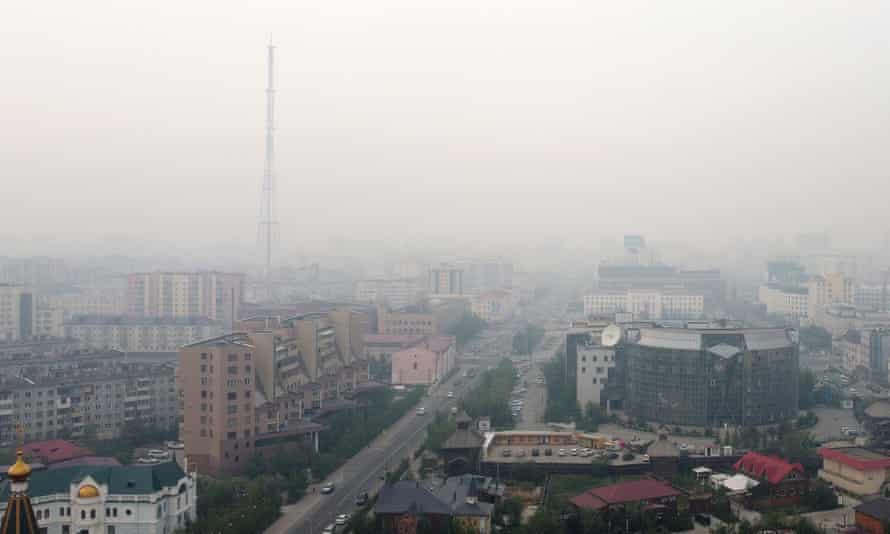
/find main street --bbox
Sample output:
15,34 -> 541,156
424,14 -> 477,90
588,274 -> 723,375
266,327 -> 515,534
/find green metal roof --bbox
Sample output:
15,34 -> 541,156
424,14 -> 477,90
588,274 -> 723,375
0,462 -> 186,500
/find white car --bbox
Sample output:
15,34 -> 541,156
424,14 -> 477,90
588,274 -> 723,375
148,450 -> 170,459
447,391 -> 454,399
136,457 -> 160,464
321,482 -> 336,494
416,407 -> 426,416
322,524 -> 336,534
335,513 -> 350,525
165,441 -> 185,450
558,449 -> 567,457
570,448 -> 579,456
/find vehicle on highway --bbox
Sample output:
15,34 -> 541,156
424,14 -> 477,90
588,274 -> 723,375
502,449 -> 512,457
336,513 -> 350,526
321,482 -> 336,494
322,523 -> 336,534
447,391 -> 454,398
355,492 -> 369,506
147,449 -> 168,459
416,407 -> 426,416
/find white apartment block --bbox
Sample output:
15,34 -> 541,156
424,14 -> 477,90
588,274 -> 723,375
576,345 -> 616,410
758,285 -> 809,319
353,279 -> 422,310
583,291 -> 703,320
127,272 -> 244,328
64,316 -> 222,353
0,284 -> 31,342
34,307 -> 64,338
39,287 -> 127,319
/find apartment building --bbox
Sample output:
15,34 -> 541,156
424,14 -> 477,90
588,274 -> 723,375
471,290 -> 514,323
390,336 -> 456,386
127,271 -> 244,327
583,291 -> 704,320
758,285 -> 809,320
377,308 -> 438,336
0,285 -> 33,342
808,272 -> 854,319
64,315 -> 222,352
33,307 -> 64,338
429,265 -> 464,296
179,334 -> 256,475
38,286 -> 127,318
353,279 -> 423,310
0,361 -> 178,443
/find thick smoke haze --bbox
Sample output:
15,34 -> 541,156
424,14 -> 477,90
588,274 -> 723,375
2,1 -> 889,254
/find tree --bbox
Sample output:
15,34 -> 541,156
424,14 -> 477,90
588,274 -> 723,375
799,369 -> 816,410
806,480 -> 839,511
800,325 -> 832,352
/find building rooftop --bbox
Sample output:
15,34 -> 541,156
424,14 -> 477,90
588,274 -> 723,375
0,461 -> 186,499
571,479 -> 683,511
431,476 -> 494,517
856,498 -> 890,522
733,452 -> 803,485
22,441 -> 92,465
375,480 -> 452,516
818,447 -> 890,471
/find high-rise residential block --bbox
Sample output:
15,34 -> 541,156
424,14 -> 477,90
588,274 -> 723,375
127,272 -> 244,328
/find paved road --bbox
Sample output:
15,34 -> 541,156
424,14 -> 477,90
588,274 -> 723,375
266,324 -> 520,534
265,369 -> 482,534
810,406 -> 862,443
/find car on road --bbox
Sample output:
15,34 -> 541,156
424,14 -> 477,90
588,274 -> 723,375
322,524 -> 336,534
570,448 -> 579,456
451,406 -> 458,415
606,452 -> 619,460
355,492 -> 369,506
165,441 -> 184,450
416,407 -> 426,416
558,449 -> 566,457
321,482 -> 336,494
502,448 -> 512,457
336,514 -> 350,526
447,391 -> 454,398
642,454 -> 650,462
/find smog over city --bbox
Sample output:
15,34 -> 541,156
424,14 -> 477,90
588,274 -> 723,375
1,2 -> 889,534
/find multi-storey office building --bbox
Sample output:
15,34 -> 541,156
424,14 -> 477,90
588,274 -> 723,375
64,315 -> 222,352
127,271 -> 244,327
428,265 -> 464,296
583,291 -> 704,320
623,327 -> 798,427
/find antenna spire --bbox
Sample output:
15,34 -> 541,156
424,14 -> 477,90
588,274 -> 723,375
258,40 -> 277,295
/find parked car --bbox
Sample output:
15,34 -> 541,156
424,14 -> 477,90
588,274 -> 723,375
531,448 -> 540,457
570,448 -> 579,456
447,391 -> 454,398
558,449 -> 566,457
502,448 -> 512,457
165,441 -> 185,450
321,482 -> 336,494
517,449 -> 526,458
147,449 -> 168,459
606,452 -> 619,460
322,524 -> 336,534
336,514 -> 350,526
695,514 -> 711,526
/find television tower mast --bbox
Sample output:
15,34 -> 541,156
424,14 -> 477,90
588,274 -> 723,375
258,40 -> 277,287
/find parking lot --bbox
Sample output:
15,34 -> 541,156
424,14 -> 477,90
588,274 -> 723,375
810,406 -> 862,443
485,443 -> 618,465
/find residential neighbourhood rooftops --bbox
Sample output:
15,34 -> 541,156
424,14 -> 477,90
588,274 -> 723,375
818,447 -> 890,471
733,451 -> 804,485
431,475 -> 494,517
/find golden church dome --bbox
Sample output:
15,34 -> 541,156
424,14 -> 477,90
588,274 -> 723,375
77,485 -> 100,499
7,450 -> 31,482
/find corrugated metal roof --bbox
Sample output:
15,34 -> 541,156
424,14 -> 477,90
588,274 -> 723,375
744,330 -> 792,350
637,329 -> 701,350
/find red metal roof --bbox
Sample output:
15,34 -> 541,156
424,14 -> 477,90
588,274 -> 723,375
733,451 -> 804,485
818,447 -> 890,472
571,479 -> 682,511
23,440 -> 92,465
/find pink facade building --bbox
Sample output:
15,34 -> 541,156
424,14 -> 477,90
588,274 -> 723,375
391,336 -> 456,385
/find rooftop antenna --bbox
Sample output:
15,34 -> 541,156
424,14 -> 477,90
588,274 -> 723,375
258,37 -> 278,294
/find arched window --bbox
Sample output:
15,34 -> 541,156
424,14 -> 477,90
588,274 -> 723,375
90,509 -> 96,519
36,510 -> 42,520
81,510 -> 86,520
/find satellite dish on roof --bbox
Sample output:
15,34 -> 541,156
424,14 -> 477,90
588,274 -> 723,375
602,324 -> 622,347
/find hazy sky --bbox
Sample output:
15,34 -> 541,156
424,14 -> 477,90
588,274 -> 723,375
3,1 -> 889,254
